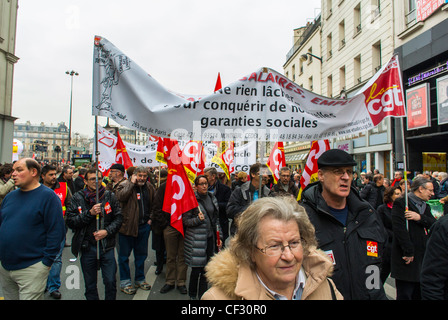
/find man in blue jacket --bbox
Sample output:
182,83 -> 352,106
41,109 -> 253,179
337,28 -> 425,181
0,158 -> 65,300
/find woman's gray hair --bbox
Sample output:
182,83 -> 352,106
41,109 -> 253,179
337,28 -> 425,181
411,176 -> 432,192
229,196 -> 317,270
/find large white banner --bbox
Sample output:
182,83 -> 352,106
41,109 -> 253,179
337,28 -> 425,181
93,36 -> 406,142
97,126 -> 256,173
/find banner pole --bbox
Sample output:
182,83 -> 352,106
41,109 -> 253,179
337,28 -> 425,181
400,117 -> 409,231
94,116 -> 101,270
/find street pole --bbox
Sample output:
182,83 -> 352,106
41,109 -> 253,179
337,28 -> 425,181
66,70 -> 79,164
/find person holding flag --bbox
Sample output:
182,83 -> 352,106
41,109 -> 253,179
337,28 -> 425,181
152,139 -> 198,295
66,168 -> 123,300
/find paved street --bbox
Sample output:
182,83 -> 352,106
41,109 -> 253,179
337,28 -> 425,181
1,229 -> 398,301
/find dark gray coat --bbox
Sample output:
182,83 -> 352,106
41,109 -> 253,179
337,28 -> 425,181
183,191 -> 220,267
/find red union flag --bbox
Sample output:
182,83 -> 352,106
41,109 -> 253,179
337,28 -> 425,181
297,140 -> 330,201
182,140 -> 206,183
363,55 -> 406,126
115,130 -> 133,170
156,137 -> 169,164
211,141 -> 234,179
162,139 -> 198,236
267,142 -> 286,184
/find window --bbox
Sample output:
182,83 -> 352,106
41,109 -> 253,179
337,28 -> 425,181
327,0 -> 333,18
339,66 -> 346,92
327,33 -> 333,58
406,0 -> 417,27
339,20 -> 345,48
372,41 -> 382,74
371,0 -> 380,18
309,76 -> 314,92
327,75 -> 333,98
354,3 -> 361,35
354,55 -> 361,84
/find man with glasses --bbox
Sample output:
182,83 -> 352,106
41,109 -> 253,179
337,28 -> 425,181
272,167 -> 299,198
66,168 -> 122,300
391,176 -> 436,300
227,163 -> 272,236
300,149 -> 388,300
114,166 -> 155,295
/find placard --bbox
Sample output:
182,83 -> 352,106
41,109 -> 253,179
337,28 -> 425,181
436,75 -> 448,125
406,83 -> 430,130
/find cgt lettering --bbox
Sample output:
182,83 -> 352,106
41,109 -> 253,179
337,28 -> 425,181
367,85 -> 403,116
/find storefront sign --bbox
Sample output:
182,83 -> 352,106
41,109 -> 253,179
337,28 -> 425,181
407,60 -> 448,86
406,83 -> 431,130
417,0 -> 445,22
423,152 -> 447,172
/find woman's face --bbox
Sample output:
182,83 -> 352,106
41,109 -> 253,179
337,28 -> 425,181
196,177 -> 209,195
392,188 -> 402,201
252,216 -> 303,296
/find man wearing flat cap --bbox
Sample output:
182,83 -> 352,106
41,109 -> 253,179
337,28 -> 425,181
107,163 -> 127,193
300,149 -> 388,300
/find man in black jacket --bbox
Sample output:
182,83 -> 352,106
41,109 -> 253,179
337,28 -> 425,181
421,214 -> 448,299
66,168 -> 122,300
391,176 -> 436,300
226,163 -> 272,236
300,149 -> 388,300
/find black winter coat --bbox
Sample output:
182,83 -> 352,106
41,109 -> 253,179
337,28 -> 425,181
66,190 -> 123,257
360,182 -> 385,210
300,182 -> 388,300
226,181 -> 272,235
391,195 -> 436,282
421,215 -> 448,299
183,192 -> 220,267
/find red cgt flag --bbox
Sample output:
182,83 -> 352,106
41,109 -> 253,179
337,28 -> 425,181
162,139 -> 198,236
297,140 -> 330,201
115,129 -> 133,170
182,140 -> 206,183
267,142 -> 286,184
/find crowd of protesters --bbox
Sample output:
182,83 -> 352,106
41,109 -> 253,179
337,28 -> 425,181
1,155 -> 448,300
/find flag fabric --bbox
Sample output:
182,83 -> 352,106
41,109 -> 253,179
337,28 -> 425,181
162,139 -> 199,236
156,136 -> 170,165
297,140 -> 330,201
211,141 -> 234,180
115,129 -> 134,170
267,142 -> 286,184
181,140 -> 206,183
214,72 -> 222,92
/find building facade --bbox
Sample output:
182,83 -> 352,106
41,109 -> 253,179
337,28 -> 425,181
14,121 -> 69,163
394,1 -> 448,174
284,0 -> 400,178
0,0 -> 19,163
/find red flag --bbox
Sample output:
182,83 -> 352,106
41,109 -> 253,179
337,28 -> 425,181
182,140 -> 206,183
267,142 -> 286,184
214,72 -> 222,92
211,141 -> 234,180
162,139 -> 199,236
297,140 -> 330,201
156,137 -> 169,164
115,130 -> 133,170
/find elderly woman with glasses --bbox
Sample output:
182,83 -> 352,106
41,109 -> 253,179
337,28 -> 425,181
201,197 -> 342,300
183,174 -> 222,300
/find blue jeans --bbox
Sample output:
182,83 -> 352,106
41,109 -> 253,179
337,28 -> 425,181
118,223 -> 151,287
46,237 -> 66,293
80,244 -> 117,300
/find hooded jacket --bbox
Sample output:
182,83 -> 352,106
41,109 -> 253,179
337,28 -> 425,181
300,181 -> 388,300
201,247 -> 343,300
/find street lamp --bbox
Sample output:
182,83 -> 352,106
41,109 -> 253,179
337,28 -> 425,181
300,53 -> 322,62
66,70 -> 79,164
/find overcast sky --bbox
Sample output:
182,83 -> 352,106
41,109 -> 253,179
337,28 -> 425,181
12,0 -> 321,137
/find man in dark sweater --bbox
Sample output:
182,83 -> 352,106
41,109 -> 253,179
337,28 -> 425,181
0,158 -> 65,300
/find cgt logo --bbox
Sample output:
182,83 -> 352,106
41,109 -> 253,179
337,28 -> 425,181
364,56 -> 406,126
367,241 -> 378,257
